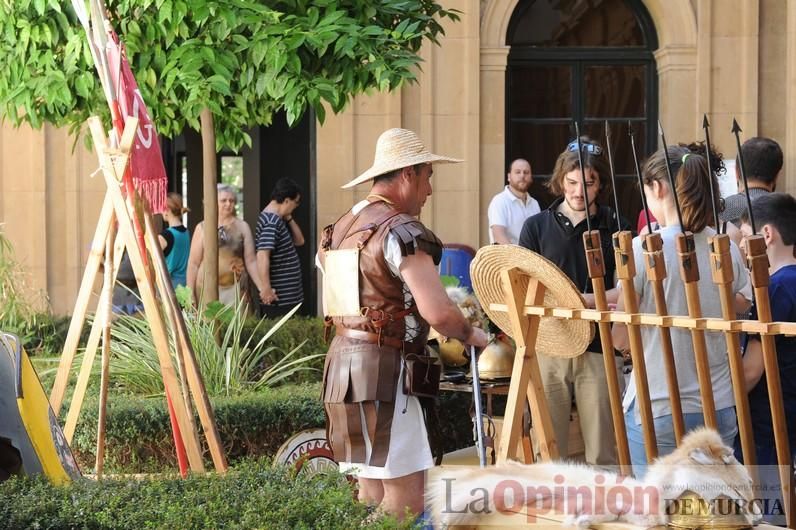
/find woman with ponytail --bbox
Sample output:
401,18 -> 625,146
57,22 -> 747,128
612,144 -> 752,475
158,192 -> 191,288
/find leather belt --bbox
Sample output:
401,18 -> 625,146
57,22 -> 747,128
336,327 -> 425,355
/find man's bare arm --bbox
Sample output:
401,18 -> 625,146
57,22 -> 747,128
490,225 -> 511,245
400,251 -> 487,347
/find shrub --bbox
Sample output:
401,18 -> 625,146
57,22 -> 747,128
68,383 -> 475,474
107,300 -> 323,395
0,226 -> 71,355
71,384 -> 327,473
0,460 -> 408,529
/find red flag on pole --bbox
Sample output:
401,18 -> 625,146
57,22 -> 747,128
106,30 -> 168,214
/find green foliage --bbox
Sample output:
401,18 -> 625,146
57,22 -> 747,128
67,382 -> 475,474
107,297 -> 322,396
70,384 -> 327,473
0,0 -> 459,151
0,225 -> 71,354
0,459 -> 407,529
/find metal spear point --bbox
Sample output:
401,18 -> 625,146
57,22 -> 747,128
604,120 -> 622,233
573,122 -> 593,235
629,121 -> 653,235
702,114 -> 721,233
470,344 -> 487,467
732,118 -> 757,234
658,121 -> 686,233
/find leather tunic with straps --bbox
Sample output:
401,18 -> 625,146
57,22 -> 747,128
318,200 -> 443,466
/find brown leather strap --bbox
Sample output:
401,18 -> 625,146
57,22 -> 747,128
336,327 -> 425,355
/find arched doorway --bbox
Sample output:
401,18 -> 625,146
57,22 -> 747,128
506,0 -> 659,222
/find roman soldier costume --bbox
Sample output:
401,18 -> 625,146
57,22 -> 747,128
319,198 -> 442,467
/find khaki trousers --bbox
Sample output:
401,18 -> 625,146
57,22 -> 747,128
534,351 -> 623,466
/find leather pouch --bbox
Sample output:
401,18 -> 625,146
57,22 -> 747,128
402,353 -> 441,398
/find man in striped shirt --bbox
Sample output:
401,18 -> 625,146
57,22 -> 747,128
256,178 -> 304,318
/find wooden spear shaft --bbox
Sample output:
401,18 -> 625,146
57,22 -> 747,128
614,231 -> 657,463
583,231 -> 631,475
674,233 -> 717,428
708,234 -> 757,470
642,233 -> 685,444
746,234 -> 795,526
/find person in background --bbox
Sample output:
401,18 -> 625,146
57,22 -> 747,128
720,136 -> 782,227
487,158 -> 540,244
518,137 -> 626,466
256,178 -> 304,318
612,143 -> 751,477
157,192 -> 190,288
186,184 -> 262,308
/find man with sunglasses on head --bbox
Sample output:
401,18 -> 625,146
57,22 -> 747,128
518,136 -> 628,466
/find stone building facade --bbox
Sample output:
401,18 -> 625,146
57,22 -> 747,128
1,0 -> 794,314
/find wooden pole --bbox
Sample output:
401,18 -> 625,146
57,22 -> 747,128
583,230 -> 631,475
95,221 -> 116,477
145,213 -> 202,460
614,231 -> 657,463
746,234 -> 795,526
50,195 -> 114,414
89,116 -> 205,473
708,234 -> 756,471
642,233 -> 685,444
497,269 -> 557,462
485,302 -> 796,335
199,108 -> 219,305
64,226 -> 123,443
674,233 -> 717,428
143,211 -> 228,472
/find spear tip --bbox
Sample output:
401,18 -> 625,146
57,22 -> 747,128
702,113 -> 710,129
574,120 -> 581,136
604,119 -> 610,137
627,120 -> 634,136
731,118 -> 742,134
657,120 -> 664,136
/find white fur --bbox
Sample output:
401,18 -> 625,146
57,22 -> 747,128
428,428 -> 760,528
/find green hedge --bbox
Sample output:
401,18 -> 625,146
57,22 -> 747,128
70,383 -> 475,474
0,460 -> 409,529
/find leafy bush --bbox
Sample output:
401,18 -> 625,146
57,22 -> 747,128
107,298 -> 323,395
0,226 -> 71,354
0,460 -> 408,529
70,384 -> 327,473
68,383 -> 475,475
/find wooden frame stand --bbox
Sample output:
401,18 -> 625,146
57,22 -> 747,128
48,116 -> 227,475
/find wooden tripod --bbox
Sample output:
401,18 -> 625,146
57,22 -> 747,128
48,116 -> 227,475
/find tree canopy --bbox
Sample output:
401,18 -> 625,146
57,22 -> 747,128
0,0 -> 459,150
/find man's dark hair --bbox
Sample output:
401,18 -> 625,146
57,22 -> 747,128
741,192 -> 796,245
270,178 -> 301,203
738,137 -> 783,185
373,164 -> 423,185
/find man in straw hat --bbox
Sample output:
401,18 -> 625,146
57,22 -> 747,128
518,136 -> 627,466
318,128 -> 488,521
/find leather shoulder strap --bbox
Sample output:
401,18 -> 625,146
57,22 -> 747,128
389,217 -> 444,265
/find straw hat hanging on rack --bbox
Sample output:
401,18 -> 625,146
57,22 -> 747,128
470,245 -> 594,358
341,128 -> 462,189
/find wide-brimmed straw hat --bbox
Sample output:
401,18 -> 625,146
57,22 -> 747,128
470,245 -> 594,358
341,128 -> 462,189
